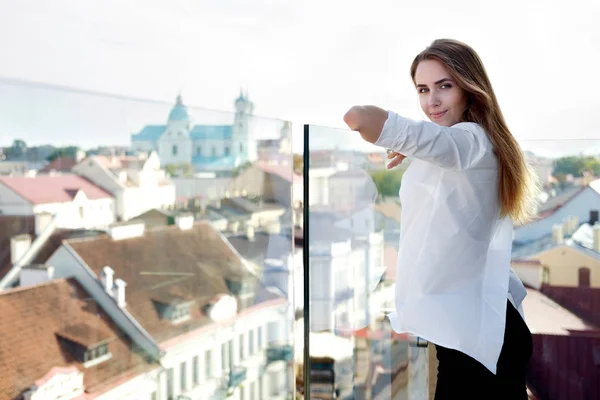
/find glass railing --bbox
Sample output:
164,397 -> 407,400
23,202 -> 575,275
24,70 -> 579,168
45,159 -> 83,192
0,78 -> 296,400
302,124 -> 429,400
302,127 -> 600,399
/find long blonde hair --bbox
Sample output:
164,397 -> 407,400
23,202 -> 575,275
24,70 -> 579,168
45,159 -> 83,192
410,39 -> 539,225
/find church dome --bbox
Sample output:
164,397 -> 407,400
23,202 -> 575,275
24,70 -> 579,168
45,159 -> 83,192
168,95 -> 190,121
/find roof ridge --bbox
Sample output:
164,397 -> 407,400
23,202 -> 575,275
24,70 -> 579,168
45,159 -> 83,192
0,277 -> 70,296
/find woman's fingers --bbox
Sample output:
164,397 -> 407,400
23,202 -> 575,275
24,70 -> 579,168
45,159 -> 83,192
387,153 -> 406,169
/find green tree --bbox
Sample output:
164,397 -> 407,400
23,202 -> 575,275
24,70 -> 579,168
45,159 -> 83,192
46,146 -> 80,162
4,139 -> 28,159
370,168 -> 405,198
553,155 -> 600,177
165,162 -> 194,177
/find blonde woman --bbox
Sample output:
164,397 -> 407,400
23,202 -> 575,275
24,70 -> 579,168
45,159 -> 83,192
344,39 -> 537,399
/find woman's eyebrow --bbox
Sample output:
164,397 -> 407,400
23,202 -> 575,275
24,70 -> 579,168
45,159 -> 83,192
416,78 -> 453,88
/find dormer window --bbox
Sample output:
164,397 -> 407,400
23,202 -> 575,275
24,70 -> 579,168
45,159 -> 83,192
152,293 -> 193,324
171,304 -> 191,323
57,323 -> 113,368
83,344 -> 109,364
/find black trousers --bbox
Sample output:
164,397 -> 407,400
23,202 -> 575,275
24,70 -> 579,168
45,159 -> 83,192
434,300 -> 533,400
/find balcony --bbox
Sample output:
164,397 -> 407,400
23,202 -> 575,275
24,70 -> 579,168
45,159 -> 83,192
3,72 -> 600,400
266,342 -> 294,364
228,366 -> 247,389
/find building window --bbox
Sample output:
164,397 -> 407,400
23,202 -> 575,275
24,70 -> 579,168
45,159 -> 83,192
151,392 -> 157,400
240,143 -> 243,152
166,368 -> 174,400
172,145 -> 178,156
196,146 -> 201,156
79,206 -> 84,220
212,147 -> 216,157
239,333 -> 245,361
249,329 -> 255,356
180,361 -> 187,392
225,146 -> 230,156
258,326 -> 263,350
171,304 -> 191,323
250,381 -> 256,400
83,344 -> 109,363
579,267 -> 591,287
193,355 -> 199,386
205,350 -> 212,380
221,343 -> 228,371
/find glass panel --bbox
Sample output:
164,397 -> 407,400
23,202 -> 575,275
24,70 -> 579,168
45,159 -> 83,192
0,78 -> 295,399
303,124 -> 429,399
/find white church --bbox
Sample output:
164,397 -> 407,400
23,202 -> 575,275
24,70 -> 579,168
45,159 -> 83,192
131,92 -> 257,172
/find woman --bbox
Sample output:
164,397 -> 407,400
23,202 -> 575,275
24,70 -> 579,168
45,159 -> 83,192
343,39 -> 537,399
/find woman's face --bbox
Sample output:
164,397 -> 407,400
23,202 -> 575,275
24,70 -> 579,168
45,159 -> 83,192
414,59 -> 468,127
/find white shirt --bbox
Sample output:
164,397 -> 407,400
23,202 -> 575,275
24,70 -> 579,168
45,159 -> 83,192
374,111 -> 527,374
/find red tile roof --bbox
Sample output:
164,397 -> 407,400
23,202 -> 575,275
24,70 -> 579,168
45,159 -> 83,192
0,278 -> 156,399
40,157 -> 77,173
66,222 -> 256,344
0,175 -> 112,205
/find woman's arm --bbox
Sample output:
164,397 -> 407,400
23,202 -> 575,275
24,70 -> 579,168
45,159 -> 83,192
343,106 -> 389,144
344,106 -> 490,170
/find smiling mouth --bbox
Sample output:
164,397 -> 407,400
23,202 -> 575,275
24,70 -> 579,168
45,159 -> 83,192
431,110 -> 447,119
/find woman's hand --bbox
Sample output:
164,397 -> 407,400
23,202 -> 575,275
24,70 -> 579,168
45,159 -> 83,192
343,105 -> 388,144
386,149 -> 406,169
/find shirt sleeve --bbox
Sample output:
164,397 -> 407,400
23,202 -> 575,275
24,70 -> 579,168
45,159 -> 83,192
373,110 -> 491,170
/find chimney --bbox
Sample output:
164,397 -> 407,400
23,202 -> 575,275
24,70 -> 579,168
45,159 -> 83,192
19,264 -> 54,287
175,214 -> 194,230
562,217 -> 571,235
100,266 -> 114,294
10,234 -> 32,264
246,224 -> 255,242
593,223 -> 600,253
114,279 -> 127,308
571,215 -> 579,234
266,221 -> 281,235
229,220 -> 240,233
34,212 -> 53,235
590,210 -> 599,225
552,224 -> 564,244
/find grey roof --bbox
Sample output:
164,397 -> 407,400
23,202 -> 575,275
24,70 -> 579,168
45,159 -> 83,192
512,223 -> 600,261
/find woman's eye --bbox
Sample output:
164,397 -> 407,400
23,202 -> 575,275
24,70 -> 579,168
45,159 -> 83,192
441,84 -> 452,89
418,88 -> 428,93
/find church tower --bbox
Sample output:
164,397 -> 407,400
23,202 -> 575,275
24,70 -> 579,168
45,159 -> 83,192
231,89 -> 257,166
158,95 -> 192,165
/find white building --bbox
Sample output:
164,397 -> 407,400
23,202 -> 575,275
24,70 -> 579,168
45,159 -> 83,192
72,151 -> 175,221
131,93 -> 258,172
0,175 -> 114,229
41,220 -> 294,400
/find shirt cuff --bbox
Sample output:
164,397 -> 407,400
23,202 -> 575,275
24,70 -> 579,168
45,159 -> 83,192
373,110 -> 407,150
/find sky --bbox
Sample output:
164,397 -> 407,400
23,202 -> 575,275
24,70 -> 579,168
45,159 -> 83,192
0,0 -> 599,156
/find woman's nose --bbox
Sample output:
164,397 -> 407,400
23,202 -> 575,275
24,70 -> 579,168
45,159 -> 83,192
429,93 -> 441,107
